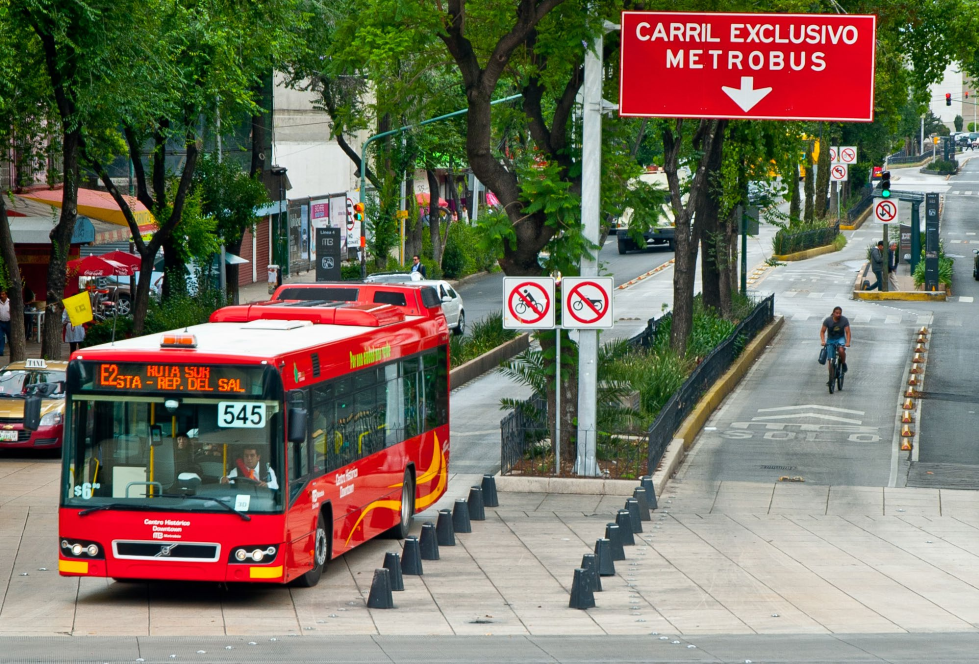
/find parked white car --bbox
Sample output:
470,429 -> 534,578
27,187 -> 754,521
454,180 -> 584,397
367,273 -> 465,334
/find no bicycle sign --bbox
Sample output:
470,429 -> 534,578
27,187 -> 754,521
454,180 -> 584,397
503,277 -> 555,330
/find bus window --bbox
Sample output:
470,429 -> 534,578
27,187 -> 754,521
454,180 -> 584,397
403,368 -> 419,440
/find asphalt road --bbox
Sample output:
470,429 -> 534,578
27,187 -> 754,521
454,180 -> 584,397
455,234 -> 674,327
915,157 -> 979,480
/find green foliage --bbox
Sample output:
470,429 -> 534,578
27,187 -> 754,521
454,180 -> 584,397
926,159 -> 958,175
913,254 -> 954,287
193,155 -> 271,248
955,115 -> 964,132
442,222 -> 496,279
449,312 -> 518,366
773,221 -> 838,255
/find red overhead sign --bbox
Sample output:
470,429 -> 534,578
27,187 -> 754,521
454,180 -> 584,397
619,12 -> 876,122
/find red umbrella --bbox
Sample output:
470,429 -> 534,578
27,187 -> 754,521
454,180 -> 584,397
97,250 -> 142,271
486,191 -> 500,207
415,192 -> 449,208
67,255 -> 137,277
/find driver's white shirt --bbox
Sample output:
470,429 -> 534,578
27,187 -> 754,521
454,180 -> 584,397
226,464 -> 278,490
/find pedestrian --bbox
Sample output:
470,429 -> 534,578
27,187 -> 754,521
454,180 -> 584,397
410,255 -> 427,278
22,282 -> 35,341
889,241 -> 899,272
0,291 -> 10,356
866,241 -> 885,291
62,309 -> 85,354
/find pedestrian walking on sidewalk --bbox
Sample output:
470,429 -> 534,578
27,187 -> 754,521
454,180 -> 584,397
867,241 -> 885,291
0,291 -> 10,356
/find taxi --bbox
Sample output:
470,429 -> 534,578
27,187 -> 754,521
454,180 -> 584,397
0,359 -> 67,448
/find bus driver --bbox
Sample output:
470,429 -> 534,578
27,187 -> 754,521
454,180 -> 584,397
221,447 -> 279,490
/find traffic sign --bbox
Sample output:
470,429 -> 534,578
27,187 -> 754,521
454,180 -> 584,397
503,278 -> 555,329
828,146 -> 839,163
873,198 -> 898,224
561,277 -> 614,329
830,164 -> 848,182
839,146 -> 857,164
619,12 -> 877,121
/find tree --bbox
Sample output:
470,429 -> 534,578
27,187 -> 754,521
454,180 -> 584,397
955,114 -> 964,132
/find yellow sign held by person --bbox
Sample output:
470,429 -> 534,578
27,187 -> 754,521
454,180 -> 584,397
63,291 -> 93,327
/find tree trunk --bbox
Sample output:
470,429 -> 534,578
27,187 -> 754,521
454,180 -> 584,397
815,127 -> 831,219
160,237 -> 187,301
788,162 -> 801,222
42,129 -> 81,360
718,207 -> 737,317
427,169 -> 442,263
0,196 -> 26,361
698,131 -> 725,312
804,142 -> 815,224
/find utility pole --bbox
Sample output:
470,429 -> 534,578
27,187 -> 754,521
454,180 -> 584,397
576,21 -> 618,477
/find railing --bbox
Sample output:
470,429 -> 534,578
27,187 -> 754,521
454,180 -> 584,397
644,294 -> 774,474
888,152 -> 933,166
773,223 -> 839,255
499,294 -> 775,476
846,184 -> 873,223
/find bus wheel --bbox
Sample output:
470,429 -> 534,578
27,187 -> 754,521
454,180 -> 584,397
294,513 -> 329,588
387,470 -> 415,539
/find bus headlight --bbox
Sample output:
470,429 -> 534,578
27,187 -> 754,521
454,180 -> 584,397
61,538 -> 104,559
71,543 -> 83,556
39,411 -> 63,427
229,545 -> 278,564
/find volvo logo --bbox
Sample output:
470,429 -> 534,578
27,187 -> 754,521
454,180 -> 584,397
155,544 -> 178,557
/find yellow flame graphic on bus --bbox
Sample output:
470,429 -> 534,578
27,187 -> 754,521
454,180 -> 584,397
345,435 -> 446,546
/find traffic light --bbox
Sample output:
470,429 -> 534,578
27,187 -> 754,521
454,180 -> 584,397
946,93 -> 952,106
881,171 -> 891,198
353,202 -> 365,222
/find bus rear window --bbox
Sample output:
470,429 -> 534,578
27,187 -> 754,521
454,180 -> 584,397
373,291 -> 407,307
277,287 -> 358,302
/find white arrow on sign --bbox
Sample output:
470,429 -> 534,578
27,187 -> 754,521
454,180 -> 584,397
721,77 -> 773,113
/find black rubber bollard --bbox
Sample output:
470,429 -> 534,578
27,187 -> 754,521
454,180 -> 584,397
383,552 -> 405,591
569,568 -> 595,610
605,523 -> 626,561
468,486 -> 486,521
367,568 -> 395,609
581,553 -> 602,592
419,522 -> 440,561
481,474 -> 499,508
640,475 -> 658,509
633,488 -> 651,522
594,538 -> 615,576
436,509 -> 455,546
401,536 -> 424,575
453,499 -> 472,533
625,498 -> 643,534
616,510 -> 636,546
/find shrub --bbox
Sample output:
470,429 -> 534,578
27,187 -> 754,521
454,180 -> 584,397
926,159 -> 957,175
444,222 -> 497,277
449,311 -> 517,365
772,221 -> 838,255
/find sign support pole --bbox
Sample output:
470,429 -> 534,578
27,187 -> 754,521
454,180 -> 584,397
555,329 -> 561,475
739,204 -> 747,294
882,223 -> 890,292
575,32 -> 603,477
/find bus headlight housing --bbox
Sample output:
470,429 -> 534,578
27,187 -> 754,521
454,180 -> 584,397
61,538 -> 104,559
229,545 -> 278,564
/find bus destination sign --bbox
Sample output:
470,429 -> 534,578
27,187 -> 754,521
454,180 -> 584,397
95,364 -> 249,394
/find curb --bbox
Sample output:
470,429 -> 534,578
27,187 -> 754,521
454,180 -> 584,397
852,290 -> 947,302
447,269 -> 496,289
840,204 -> 872,231
773,243 -> 840,262
493,476 -> 639,495
652,315 -> 785,497
450,333 -> 529,390
616,259 -> 675,290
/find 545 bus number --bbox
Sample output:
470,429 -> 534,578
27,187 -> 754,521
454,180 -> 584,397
218,402 -> 267,428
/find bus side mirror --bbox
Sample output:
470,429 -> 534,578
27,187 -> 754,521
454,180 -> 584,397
23,395 -> 42,432
288,409 -> 308,443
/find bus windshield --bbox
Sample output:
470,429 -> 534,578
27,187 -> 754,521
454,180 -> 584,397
63,395 -> 284,515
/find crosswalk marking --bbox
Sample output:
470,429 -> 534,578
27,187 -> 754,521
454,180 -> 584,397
959,296 -> 975,303
885,315 -> 901,324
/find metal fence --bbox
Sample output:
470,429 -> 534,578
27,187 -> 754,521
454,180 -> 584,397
887,152 -> 932,166
644,294 -> 774,473
499,295 -> 775,476
773,223 -> 839,255
846,184 -> 873,223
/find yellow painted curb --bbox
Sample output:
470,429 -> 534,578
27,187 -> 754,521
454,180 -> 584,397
672,316 -> 785,451
852,290 -> 947,301
773,243 -> 840,262
840,204 -> 872,231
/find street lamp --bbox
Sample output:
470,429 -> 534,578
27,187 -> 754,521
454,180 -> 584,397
270,166 -> 288,288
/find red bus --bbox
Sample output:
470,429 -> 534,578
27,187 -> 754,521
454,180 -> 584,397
58,286 -> 450,586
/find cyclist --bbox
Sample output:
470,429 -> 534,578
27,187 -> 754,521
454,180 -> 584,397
820,306 -> 851,374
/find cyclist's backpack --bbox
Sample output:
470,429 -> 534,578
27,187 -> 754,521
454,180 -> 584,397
818,346 -> 827,365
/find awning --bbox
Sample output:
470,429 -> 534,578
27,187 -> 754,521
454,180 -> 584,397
20,188 -> 158,231
223,252 -> 249,265
7,217 -> 95,245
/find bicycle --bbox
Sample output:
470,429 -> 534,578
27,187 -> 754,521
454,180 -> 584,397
824,343 -> 844,394
514,290 -> 544,315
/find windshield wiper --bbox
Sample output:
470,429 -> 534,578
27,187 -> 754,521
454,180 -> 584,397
158,494 -> 252,521
78,503 -> 159,517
